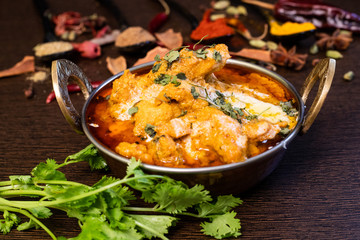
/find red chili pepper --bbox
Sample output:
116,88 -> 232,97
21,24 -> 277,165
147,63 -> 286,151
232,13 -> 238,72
46,81 -> 103,104
274,0 -> 360,32
148,0 -> 170,33
149,12 -> 169,33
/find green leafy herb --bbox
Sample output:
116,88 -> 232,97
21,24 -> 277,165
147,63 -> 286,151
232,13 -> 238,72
213,50 -> 222,62
154,54 -> 161,62
176,72 -> 187,80
128,106 -> 139,116
152,63 -> 162,73
191,86 -> 200,99
154,74 -> 181,87
164,50 -> 180,64
177,110 -> 188,118
196,48 -> 208,59
201,211 -> 241,239
145,124 -> 157,138
280,101 -> 298,117
0,146 -> 242,239
279,127 -> 291,136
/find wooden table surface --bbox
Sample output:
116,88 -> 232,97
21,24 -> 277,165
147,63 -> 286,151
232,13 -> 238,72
1,0 -> 359,239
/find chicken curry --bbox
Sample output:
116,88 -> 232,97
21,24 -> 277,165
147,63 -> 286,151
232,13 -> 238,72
86,44 -> 298,168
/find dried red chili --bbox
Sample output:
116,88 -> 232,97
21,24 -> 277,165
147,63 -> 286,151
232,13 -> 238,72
149,0 -> 170,33
46,81 -> 103,104
190,9 -> 234,41
274,0 -> 360,32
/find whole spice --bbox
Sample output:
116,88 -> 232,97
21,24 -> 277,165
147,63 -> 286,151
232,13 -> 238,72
343,71 -> 354,81
148,0 -> 170,33
316,29 -> 353,50
270,44 -> 308,70
274,0 -> 360,32
326,50 -> 343,59
190,9 -> 234,41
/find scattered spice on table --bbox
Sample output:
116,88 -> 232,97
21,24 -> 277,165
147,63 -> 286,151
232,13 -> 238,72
155,28 -> 183,49
316,29 -> 353,50
26,70 -> 48,83
190,9 -> 234,40
115,26 -> 156,48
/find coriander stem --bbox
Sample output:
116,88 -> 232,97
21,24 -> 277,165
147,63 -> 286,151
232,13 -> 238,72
35,179 -> 86,187
0,180 -> 11,186
122,206 -> 203,218
0,186 -> 15,191
0,175 -> 164,209
0,205 -> 57,240
0,189 -> 47,197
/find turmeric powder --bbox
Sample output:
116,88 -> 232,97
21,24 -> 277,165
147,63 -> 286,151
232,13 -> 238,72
270,20 -> 316,36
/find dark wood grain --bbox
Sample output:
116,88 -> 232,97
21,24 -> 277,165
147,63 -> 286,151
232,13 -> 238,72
1,0 -> 359,239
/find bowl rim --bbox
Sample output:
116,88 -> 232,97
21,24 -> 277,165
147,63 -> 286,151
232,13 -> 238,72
81,59 -> 305,174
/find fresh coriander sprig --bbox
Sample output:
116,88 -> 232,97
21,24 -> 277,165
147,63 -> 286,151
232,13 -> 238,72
0,145 -> 242,239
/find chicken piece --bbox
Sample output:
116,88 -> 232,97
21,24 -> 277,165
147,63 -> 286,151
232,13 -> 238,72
158,118 -> 191,139
242,120 -> 280,142
132,100 -> 182,138
179,107 -> 248,166
115,142 -> 154,165
147,135 -> 182,167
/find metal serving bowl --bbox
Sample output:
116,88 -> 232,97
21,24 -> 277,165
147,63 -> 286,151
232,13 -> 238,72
51,58 -> 335,194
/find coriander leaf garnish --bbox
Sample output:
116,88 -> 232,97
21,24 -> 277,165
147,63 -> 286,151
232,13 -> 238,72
191,86 -> 200,99
170,76 -> 181,87
154,54 -> 161,61
280,101 -> 298,117
279,127 -> 291,136
177,110 -> 187,118
145,124 -> 157,138
213,50 -> 222,62
163,50 -> 180,63
195,48 -> 208,59
154,74 -> 181,87
128,106 -> 139,116
152,63 -> 161,73
176,72 -> 187,80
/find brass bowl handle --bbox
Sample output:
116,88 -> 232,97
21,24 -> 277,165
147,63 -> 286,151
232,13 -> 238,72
300,58 -> 335,134
51,59 -> 94,134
